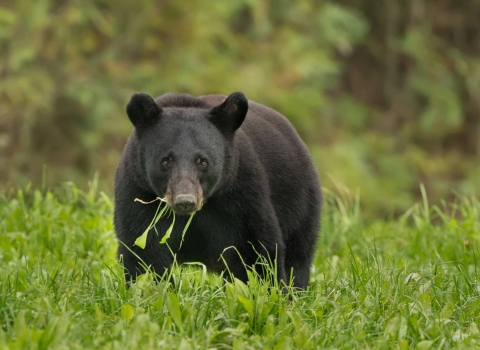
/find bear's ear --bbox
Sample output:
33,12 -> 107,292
209,92 -> 248,136
126,92 -> 162,131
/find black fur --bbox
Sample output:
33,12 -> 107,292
114,92 -> 322,289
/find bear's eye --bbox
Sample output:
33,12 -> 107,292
197,158 -> 208,168
161,158 -> 172,167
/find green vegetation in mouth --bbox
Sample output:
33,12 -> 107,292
133,197 -> 196,249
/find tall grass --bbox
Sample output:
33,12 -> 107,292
0,183 -> 479,349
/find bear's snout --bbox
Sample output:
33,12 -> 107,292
162,163 -> 205,215
173,194 -> 197,215
165,177 -> 204,215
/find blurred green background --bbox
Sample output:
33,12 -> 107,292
1,0 -> 479,216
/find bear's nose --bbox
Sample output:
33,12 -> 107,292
173,194 -> 197,214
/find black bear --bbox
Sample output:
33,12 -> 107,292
114,91 -> 321,289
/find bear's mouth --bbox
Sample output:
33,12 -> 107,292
172,206 -> 198,216
169,201 -> 203,216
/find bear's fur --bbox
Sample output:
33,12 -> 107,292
114,92 -> 321,289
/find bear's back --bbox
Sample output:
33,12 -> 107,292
198,94 -> 315,168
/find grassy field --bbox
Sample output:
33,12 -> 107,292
1,182 -> 479,349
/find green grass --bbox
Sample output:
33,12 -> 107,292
1,183 -> 479,349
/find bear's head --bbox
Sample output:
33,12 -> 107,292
126,92 -> 248,215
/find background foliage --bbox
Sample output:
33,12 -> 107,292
1,0 -> 479,214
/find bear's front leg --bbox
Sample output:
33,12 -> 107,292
114,181 -> 176,282
117,238 -> 175,283
219,207 -> 288,288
